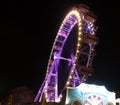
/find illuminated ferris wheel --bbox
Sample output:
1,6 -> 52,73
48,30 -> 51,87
34,4 -> 98,103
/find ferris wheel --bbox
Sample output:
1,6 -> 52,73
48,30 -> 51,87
34,4 -> 98,103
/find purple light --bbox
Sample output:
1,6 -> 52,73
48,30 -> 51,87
87,25 -> 91,30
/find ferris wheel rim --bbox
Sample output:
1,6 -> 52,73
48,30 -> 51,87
46,9 -> 83,76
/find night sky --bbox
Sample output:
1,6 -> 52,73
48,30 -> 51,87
1,0 -> 120,100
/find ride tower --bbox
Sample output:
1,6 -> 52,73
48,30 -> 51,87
34,4 -> 98,103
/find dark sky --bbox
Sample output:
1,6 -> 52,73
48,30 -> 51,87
1,0 -> 120,100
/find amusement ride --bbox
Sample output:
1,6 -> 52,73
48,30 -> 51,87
34,4 -> 98,103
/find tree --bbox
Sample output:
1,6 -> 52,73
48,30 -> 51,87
1,86 -> 34,105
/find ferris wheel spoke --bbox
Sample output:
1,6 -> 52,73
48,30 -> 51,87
54,55 -> 72,62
